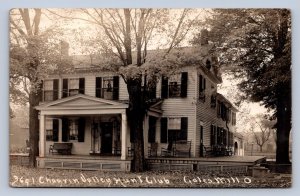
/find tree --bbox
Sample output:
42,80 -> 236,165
249,115 -> 275,152
49,8 -> 202,171
10,9 -> 65,166
192,9 -> 291,164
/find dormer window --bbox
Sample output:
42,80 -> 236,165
161,72 -> 188,98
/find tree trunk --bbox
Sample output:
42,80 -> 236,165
275,94 -> 291,164
127,79 -> 146,172
28,89 -> 42,167
259,145 -> 263,152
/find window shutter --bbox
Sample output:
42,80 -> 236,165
62,118 -> 69,142
148,116 -> 157,143
96,77 -> 102,98
53,79 -> 59,100
180,117 -> 188,141
79,78 -> 85,94
180,72 -> 188,98
160,118 -> 168,143
223,129 -> 227,145
52,119 -> 59,142
113,76 -> 119,100
62,79 -> 68,98
161,76 -> 169,98
199,75 -> 203,92
210,125 -> 214,146
78,118 -> 85,142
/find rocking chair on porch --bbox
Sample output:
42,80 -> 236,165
161,140 -> 174,157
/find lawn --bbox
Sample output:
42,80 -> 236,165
9,165 -> 291,188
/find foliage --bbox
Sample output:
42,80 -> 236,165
249,114 -> 276,152
9,9 -> 68,167
192,9 -> 291,163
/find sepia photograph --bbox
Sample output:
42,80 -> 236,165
9,8 -> 291,188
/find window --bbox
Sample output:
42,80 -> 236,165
210,125 -> 216,146
46,119 -> 53,141
169,75 -> 181,98
161,72 -> 188,98
199,74 -> 206,102
45,119 -> 58,141
210,95 -> 216,108
228,131 -> 233,146
43,79 -> 58,101
232,112 -> 236,126
62,118 -> 85,142
217,101 -> 228,121
69,119 -> 79,141
62,78 -> 85,98
160,117 -> 188,143
95,76 -> 119,100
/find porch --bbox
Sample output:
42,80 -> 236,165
146,155 -> 266,174
35,94 -> 130,161
37,154 -> 132,171
35,154 -> 266,173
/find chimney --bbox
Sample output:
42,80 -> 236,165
60,40 -> 69,56
200,29 -> 209,45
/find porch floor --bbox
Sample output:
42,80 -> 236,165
37,154 -> 132,171
146,156 -> 267,173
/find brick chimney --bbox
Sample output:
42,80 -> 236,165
200,29 -> 209,45
60,40 -> 69,56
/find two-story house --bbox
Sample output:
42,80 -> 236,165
35,39 -> 242,171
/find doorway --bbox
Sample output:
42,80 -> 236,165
101,122 -> 113,154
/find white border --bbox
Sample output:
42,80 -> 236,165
1,0 -> 299,195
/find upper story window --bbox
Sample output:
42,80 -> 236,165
217,101 -> 228,121
161,72 -> 188,99
199,74 -> 206,102
62,78 -> 85,98
210,95 -> 216,108
43,79 -> 59,101
232,112 -> 236,126
95,76 -> 119,100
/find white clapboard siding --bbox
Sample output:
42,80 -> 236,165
119,77 -> 129,100
85,75 -> 96,97
195,68 -> 236,157
160,66 -> 198,156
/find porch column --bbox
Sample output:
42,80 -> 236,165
58,118 -> 62,142
39,114 -> 45,157
121,112 -> 127,160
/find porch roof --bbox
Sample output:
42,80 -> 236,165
35,94 -> 128,114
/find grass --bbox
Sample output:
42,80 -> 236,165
9,165 -> 291,188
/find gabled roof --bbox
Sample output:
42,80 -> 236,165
36,94 -> 128,111
216,93 -> 238,112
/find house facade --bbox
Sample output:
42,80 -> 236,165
35,43 -> 243,171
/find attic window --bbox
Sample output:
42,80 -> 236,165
206,59 -> 211,70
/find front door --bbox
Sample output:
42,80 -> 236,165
101,122 -> 113,154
